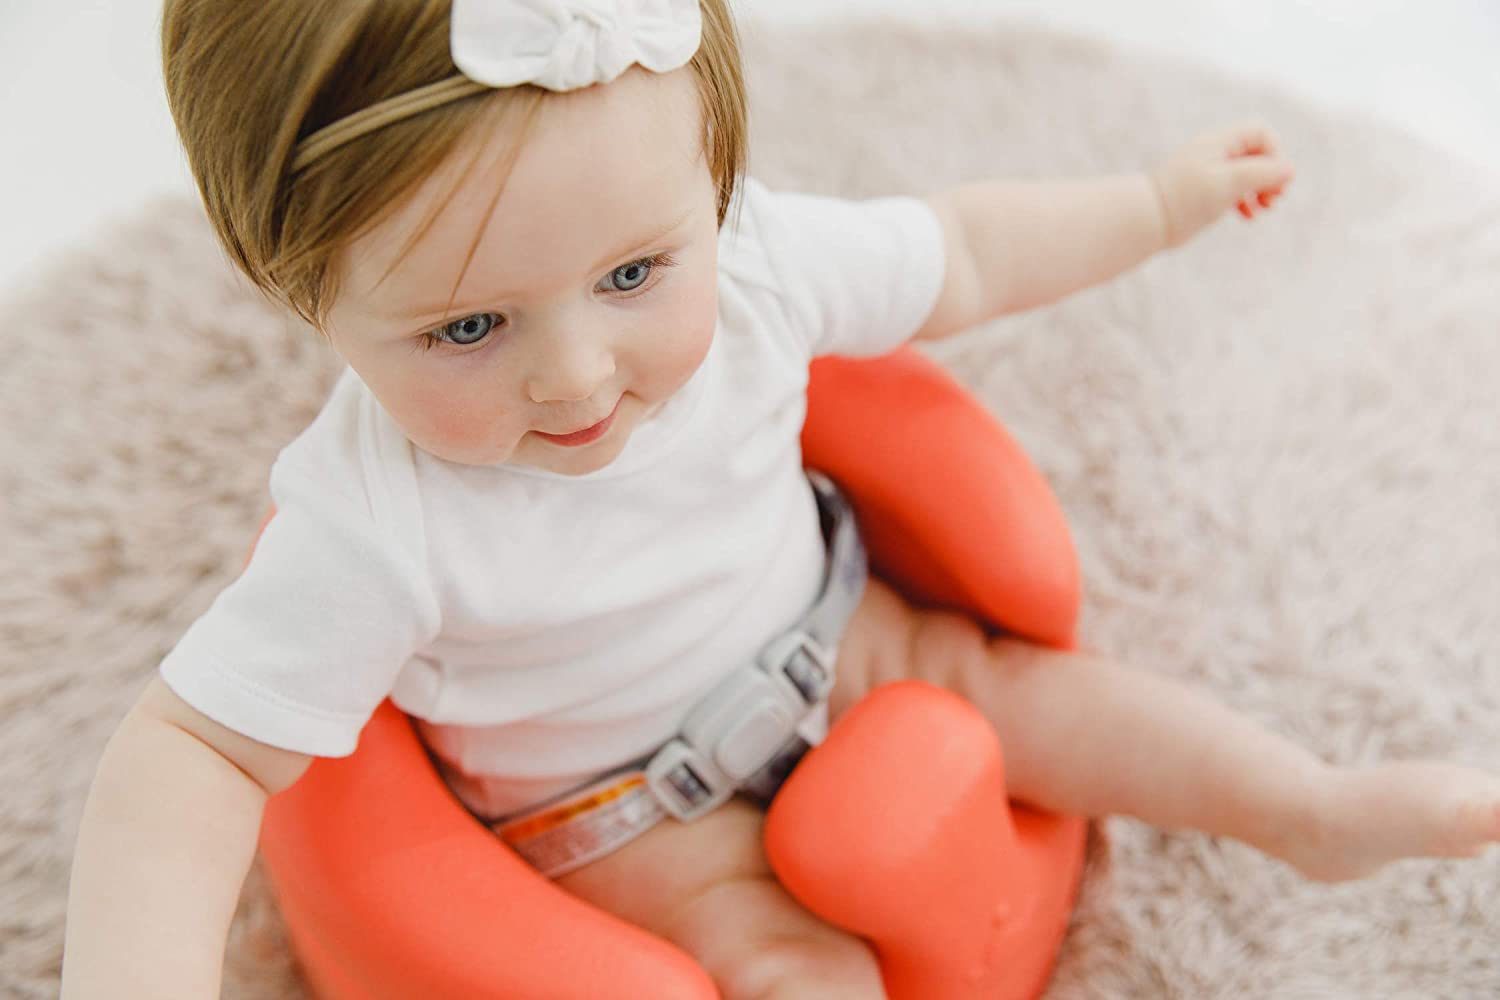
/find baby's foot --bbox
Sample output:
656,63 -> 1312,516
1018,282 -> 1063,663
1277,761 -> 1500,883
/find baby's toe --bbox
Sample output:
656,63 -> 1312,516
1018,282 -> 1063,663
1447,798 -> 1500,856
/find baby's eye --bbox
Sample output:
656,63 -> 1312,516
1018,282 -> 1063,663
601,257 -> 656,293
430,312 -> 503,348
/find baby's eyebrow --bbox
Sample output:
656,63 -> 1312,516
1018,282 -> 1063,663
588,205 -> 695,275
383,206 -> 695,322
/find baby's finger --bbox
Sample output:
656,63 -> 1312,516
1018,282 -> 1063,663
1226,155 -> 1295,201
1198,121 -> 1282,160
1232,123 -> 1282,158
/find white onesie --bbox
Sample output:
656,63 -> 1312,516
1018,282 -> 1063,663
158,178 -> 946,817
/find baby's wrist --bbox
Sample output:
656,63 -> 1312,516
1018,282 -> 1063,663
1145,168 -> 1179,252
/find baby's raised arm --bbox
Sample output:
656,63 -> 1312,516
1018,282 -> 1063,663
913,122 -> 1295,341
60,677 -> 312,999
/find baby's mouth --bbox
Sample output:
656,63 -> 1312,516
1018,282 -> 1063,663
534,400 -> 620,447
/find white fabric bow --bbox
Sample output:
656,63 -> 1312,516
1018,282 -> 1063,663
451,0 -> 703,92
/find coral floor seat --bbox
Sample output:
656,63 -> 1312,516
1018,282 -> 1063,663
258,346 -> 1089,999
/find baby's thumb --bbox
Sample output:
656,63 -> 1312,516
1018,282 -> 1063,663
1225,155 -> 1295,196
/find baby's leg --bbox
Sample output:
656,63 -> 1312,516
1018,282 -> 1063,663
555,796 -> 885,999
834,579 -> 1500,883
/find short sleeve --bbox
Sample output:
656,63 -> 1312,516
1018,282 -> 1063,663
158,462 -> 442,758
742,180 -> 947,358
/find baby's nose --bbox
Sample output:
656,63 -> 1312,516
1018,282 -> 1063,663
525,333 -> 617,403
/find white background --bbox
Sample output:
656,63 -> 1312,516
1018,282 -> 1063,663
2,0 -> 1498,295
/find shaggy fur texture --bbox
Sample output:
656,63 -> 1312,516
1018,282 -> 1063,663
4,15 -> 1498,999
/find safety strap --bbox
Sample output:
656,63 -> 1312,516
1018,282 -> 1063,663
490,473 -> 867,878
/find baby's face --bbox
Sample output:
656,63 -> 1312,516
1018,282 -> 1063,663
325,66 -> 720,475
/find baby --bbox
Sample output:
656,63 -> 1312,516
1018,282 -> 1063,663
62,1 -> 1500,998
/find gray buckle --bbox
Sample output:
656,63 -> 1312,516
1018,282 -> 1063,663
645,630 -> 833,822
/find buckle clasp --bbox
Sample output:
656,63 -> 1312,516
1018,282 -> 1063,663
645,630 -> 832,822
759,628 -> 835,707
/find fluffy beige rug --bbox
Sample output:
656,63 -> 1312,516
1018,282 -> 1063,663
5,13 -> 1499,999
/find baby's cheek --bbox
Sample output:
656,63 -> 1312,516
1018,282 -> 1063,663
661,279 -> 718,381
401,381 -> 516,460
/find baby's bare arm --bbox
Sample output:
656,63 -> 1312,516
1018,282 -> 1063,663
61,677 -> 311,999
913,123 -> 1294,341
915,173 -> 1169,340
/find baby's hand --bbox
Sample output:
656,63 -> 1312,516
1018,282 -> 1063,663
1150,122 -> 1296,248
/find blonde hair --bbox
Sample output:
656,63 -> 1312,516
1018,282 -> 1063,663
162,0 -> 747,328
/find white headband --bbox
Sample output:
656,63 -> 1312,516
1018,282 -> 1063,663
452,0 -> 702,91
290,0 -> 703,172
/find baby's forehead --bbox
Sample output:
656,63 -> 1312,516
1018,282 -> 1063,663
342,68 -> 706,307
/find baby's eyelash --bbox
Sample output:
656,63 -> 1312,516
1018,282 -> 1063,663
416,252 -> 679,353
615,251 -> 679,286
417,312 -> 504,353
